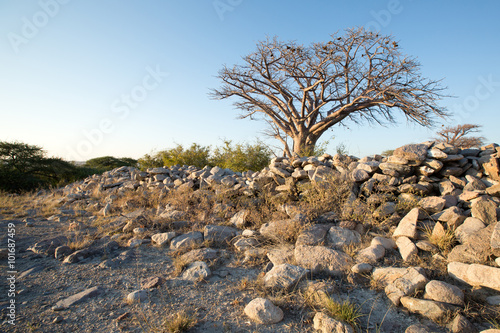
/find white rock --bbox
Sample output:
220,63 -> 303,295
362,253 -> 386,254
244,298 -> 283,324
396,236 -> 418,261
393,208 -> 419,239
151,232 -> 177,246
127,290 -> 147,304
313,312 -> 354,333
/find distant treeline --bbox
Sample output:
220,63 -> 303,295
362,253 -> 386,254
0,140 -> 273,193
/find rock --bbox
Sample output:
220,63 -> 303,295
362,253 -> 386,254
296,224 -> 329,246
492,222 -> 500,256
448,224 -> 495,264
396,236 -> 418,262
437,206 -> 467,229
54,245 -> 73,260
180,248 -> 219,264
181,261 -> 211,281
127,290 -> 148,304
450,313 -> 478,333
351,169 -> 370,182
128,238 -> 147,247
328,226 -> 361,248
230,210 -> 249,228
52,286 -> 104,310
313,312 -> 354,333
351,263 -> 373,274
373,202 -> 396,219
471,197 -> 497,225
371,236 -> 396,250
233,237 -> 259,252
384,267 -> 428,306
483,155 -> 500,181
394,144 -> 428,162
428,148 -> 448,160
486,295 -> 500,306
29,236 -> 68,256
415,240 -> 438,252
204,224 -> 239,245
141,276 -> 163,289
419,196 -> 446,214
448,262 -> 500,291
244,298 -> 283,325
464,175 -> 487,191
294,245 -> 353,276
405,324 -> 433,333
267,246 -> 295,265
486,184 -> 500,197
393,208 -> 420,239
400,296 -> 448,321
356,244 -> 385,263
264,263 -> 307,290
170,232 -> 203,251
151,232 -> 177,246
18,265 -> 44,279
455,218 -> 485,243
424,280 -> 464,306
260,218 -> 305,242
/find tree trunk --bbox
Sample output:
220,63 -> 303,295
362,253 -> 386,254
292,133 -> 318,157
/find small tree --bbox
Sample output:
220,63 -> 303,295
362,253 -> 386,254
434,124 -> 485,148
210,140 -> 271,172
211,27 -> 448,157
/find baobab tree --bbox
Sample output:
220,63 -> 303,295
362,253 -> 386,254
211,27 -> 448,157
435,124 -> 485,148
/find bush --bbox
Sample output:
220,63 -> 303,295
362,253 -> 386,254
161,143 -> 211,169
138,140 -> 272,172
84,156 -> 137,171
210,140 -> 271,172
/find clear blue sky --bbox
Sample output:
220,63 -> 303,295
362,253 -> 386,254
1,0 -> 499,161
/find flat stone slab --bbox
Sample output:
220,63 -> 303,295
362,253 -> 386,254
52,286 -> 104,310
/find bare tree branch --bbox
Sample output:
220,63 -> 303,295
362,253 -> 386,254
210,27 -> 449,156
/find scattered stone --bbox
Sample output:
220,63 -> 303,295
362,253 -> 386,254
356,244 -> 385,263
204,224 -> 239,245
400,296 -> 448,321
396,236 -> 418,262
424,280 -> 464,306
52,286 -> 104,310
294,245 -> 353,276
170,232 -> 204,251
267,246 -> 294,265
448,262 -> 500,291
471,197 -> 497,225
264,263 -> 307,290
385,267 -> 428,306
53,316 -> 64,323
29,236 -> 68,256
405,324 -> 433,333
313,312 -> 354,333
449,313 -> 478,333
141,276 -> 163,289
393,208 -> 419,239
54,245 -> 73,260
328,226 -> 361,248
127,290 -> 148,304
234,237 -> 259,252
244,298 -> 283,325
182,261 -> 211,281
419,196 -> 446,214
151,232 -> 177,246
296,224 -> 329,246
351,263 -> 373,274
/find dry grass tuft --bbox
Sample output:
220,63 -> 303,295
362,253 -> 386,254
164,310 -> 197,333
423,225 -> 456,254
322,297 -> 363,331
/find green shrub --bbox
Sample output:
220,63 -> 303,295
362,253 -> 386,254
161,143 -> 211,169
210,140 -> 271,172
84,156 -> 137,171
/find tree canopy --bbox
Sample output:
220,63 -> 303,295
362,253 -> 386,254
211,27 -> 448,156
434,124 -> 485,148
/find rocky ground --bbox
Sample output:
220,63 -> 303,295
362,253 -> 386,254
1,141 -> 500,333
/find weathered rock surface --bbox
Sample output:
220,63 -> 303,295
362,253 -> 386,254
244,298 -> 284,324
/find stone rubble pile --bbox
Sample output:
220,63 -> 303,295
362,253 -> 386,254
26,141 -> 500,332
